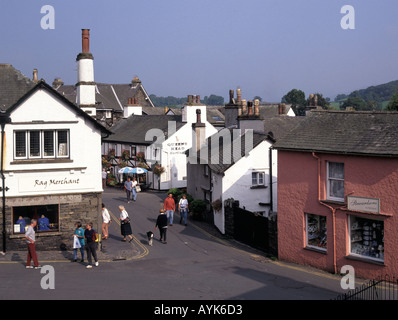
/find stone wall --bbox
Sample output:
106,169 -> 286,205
1,192 -> 102,251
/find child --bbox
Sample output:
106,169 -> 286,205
155,209 -> 168,244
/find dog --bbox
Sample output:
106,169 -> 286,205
147,231 -> 154,246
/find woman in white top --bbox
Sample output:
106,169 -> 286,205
101,203 -> 111,240
118,205 -> 133,242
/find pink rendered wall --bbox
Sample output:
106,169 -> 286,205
277,150 -> 398,279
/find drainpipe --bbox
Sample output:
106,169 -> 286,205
312,152 -> 337,274
269,147 -> 273,214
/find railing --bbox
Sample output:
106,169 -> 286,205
335,275 -> 398,300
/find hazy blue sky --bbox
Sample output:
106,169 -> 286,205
1,0 -> 398,102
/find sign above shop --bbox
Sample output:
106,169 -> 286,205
347,196 -> 380,214
18,175 -> 93,193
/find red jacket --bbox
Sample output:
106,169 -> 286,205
164,197 -> 175,211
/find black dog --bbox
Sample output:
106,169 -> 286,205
147,231 -> 154,246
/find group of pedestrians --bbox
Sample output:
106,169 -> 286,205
24,193 -> 189,269
154,193 -> 189,244
124,177 -> 138,203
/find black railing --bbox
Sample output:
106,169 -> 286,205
335,275 -> 398,300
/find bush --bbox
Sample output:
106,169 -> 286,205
190,199 -> 206,220
167,188 -> 183,200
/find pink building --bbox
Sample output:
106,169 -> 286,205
274,110 -> 398,280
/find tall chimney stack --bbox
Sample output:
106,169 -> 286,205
76,28 -> 96,114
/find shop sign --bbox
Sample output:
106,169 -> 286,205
19,175 -> 92,193
347,196 -> 380,214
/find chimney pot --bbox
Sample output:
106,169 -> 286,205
229,90 -> 235,104
33,69 -> 38,82
247,101 -> 253,115
196,109 -> 202,123
236,88 -> 242,103
254,99 -> 260,116
81,29 -> 90,53
242,99 -> 247,114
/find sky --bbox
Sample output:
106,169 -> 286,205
1,0 -> 398,103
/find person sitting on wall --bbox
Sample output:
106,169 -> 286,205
38,215 -> 50,231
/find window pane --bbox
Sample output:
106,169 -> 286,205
258,173 -> 264,185
57,130 -> 68,157
252,173 -> 257,185
43,131 -> 54,157
329,162 -> 344,179
29,131 -> 40,157
15,131 -> 26,157
329,180 -> 344,199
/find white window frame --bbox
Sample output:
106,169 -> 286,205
252,172 -> 265,186
327,161 -> 345,202
13,129 -> 70,160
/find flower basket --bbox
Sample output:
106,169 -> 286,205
211,198 -> 222,212
153,165 -> 165,176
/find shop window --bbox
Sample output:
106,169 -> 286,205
327,162 -> 344,202
306,213 -> 327,251
12,205 -> 59,234
349,216 -> 384,262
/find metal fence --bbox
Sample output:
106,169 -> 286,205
335,275 -> 398,300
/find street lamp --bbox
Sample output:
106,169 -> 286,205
0,111 -> 11,253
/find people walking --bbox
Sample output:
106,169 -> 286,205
84,222 -> 99,269
72,221 -> 85,262
163,193 -> 175,226
124,177 -> 133,203
25,219 -> 41,269
178,194 -> 189,226
101,203 -> 111,240
118,205 -> 134,242
131,177 -> 138,202
155,209 -> 168,244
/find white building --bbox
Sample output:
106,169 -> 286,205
0,63 -> 110,251
103,96 -> 218,190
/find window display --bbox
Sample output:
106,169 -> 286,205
306,214 -> 327,251
13,205 -> 59,234
350,216 -> 384,262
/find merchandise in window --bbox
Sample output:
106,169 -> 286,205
350,216 -> 384,262
13,205 -> 59,234
306,213 -> 327,251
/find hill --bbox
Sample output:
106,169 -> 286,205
334,80 -> 398,109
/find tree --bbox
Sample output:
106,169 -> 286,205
282,89 -> 306,107
341,96 -> 367,111
203,94 -> 224,106
386,92 -> 398,111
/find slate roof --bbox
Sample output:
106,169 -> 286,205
104,114 -> 184,145
262,116 -> 304,141
189,129 -> 273,174
0,64 -> 36,111
166,106 -> 225,126
273,110 -> 398,157
55,82 -> 155,111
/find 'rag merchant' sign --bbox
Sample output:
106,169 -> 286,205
347,196 -> 380,214
18,175 -> 93,193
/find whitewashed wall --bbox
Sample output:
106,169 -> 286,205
3,88 -> 103,197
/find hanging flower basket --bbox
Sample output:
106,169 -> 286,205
121,149 -> 130,161
153,165 -> 165,176
211,198 -> 222,212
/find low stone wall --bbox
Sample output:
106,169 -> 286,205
1,192 -> 102,251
